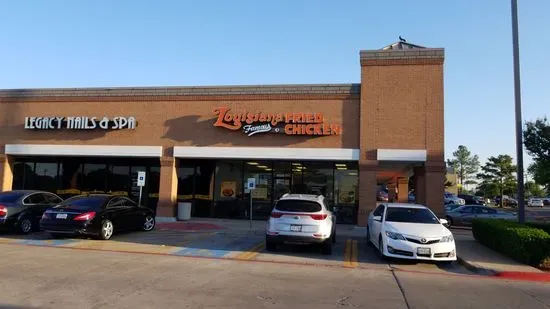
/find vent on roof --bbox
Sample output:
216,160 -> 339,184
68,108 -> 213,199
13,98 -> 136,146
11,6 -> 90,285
382,37 -> 426,50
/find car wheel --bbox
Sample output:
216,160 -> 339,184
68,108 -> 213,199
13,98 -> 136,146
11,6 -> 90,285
265,239 -> 277,252
446,216 -> 453,227
321,240 -> 333,255
18,217 -> 33,234
98,219 -> 114,240
142,215 -> 155,232
378,236 -> 386,260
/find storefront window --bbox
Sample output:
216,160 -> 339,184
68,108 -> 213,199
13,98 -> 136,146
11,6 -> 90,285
214,160 -> 243,218
193,161 -> 215,217
273,161 -> 292,201
177,165 -> 195,201
12,162 -> 28,190
147,166 -> 161,212
302,162 -> 334,207
244,161 -> 273,219
82,163 -> 107,193
59,160 -> 83,197
334,162 -> 358,224
107,165 -> 130,195
34,162 -> 59,192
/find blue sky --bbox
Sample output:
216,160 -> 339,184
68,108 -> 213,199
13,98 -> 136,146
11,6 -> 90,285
1,0 -> 548,168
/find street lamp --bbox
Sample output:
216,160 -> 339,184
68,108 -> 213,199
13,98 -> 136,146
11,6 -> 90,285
511,0 -> 525,224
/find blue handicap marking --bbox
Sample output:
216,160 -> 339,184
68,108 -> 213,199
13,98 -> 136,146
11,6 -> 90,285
16,238 -> 79,246
172,235 -> 262,258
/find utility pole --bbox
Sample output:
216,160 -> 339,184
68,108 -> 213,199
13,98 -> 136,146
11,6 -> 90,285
511,0 -> 525,224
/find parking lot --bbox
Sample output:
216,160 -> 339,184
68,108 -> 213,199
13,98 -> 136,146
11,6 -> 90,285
0,224 -> 475,276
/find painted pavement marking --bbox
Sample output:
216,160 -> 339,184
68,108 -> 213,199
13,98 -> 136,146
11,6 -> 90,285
343,239 -> 358,268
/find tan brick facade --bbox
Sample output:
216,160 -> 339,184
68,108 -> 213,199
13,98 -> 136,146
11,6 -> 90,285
0,42 -> 446,224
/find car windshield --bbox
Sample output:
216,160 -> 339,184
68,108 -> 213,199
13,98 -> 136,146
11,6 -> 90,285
385,207 -> 439,224
0,192 -> 25,203
275,200 -> 322,212
55,196 -> 108,210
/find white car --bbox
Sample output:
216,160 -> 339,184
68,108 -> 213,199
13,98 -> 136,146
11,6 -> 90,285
528,198 -> 544,208
444,193 -> 465,205
266,194 -> 336,255
367,203 -> 456,262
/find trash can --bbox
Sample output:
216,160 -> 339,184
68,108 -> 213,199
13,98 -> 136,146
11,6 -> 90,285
177,202 -> 192,221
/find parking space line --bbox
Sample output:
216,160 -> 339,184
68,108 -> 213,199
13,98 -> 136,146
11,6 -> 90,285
344,239 -> 358,268
234,242 -> 265,260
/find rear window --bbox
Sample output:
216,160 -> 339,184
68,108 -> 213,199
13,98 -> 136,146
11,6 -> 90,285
56,196 -> 108,210
275,200 -> 322,212
0,192 -> 25,203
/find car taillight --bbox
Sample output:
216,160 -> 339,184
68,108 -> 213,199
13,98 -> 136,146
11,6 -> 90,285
310,214 -> 328,220
0,205 -> 7,216
270,212 -> 283,218
74,212 -> 96,221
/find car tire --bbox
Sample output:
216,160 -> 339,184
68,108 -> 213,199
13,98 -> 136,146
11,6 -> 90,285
18,216 -> 33,234
265,239 -> 277,252
98,219 -> 114,240
321,240 -> 333,255
446,216 -> 453,227
142,215 -> 155,232
378,236 -> 386,260
366,226 -> 373,247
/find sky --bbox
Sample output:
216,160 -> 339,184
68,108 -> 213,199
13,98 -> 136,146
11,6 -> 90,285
0,0 -> 549,169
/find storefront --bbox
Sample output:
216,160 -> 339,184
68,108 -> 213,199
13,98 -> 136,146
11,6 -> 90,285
0,40 -> 446,226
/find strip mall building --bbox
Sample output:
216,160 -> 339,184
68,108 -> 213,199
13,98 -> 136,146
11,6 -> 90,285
0,41 -> 445,226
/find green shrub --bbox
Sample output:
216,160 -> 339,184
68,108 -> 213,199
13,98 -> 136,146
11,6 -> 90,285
472,219 -> 550,267
527,222 -> 550,235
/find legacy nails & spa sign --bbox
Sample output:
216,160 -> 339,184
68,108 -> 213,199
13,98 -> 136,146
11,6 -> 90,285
212,107 -> 341,137
24,116 -> 137,130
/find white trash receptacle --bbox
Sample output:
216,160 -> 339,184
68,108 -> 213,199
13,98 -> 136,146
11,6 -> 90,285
177,202 -> 192,221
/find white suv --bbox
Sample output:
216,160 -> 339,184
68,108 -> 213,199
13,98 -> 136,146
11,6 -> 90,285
266,194 -> 336,255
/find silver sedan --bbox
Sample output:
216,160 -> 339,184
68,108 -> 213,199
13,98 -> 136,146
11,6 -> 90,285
445,205 -> 516,226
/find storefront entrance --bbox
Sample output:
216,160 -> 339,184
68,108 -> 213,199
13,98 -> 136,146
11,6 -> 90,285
176,159 -> 359,224
11,156 -> 161,212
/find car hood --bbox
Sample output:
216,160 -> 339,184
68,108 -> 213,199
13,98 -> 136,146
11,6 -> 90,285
384,222 -> 450,237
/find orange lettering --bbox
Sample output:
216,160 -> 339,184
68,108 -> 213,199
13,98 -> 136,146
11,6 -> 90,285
213,107 -> 241,130
323,124 -> 331,135
313,124 -> 322,135
285,124 -> 293,135
294,113 -> 302,123
306,124 -> 314,135
315,113 -> 323,123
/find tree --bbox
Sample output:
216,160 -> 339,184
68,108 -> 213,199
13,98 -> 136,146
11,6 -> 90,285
524,117 -> 550,191
446,145 -> 480,194
524,181 -> 546,198
477,155 -> 517,207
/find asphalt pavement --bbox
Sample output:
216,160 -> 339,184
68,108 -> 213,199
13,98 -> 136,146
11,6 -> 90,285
0,243 -> 549,309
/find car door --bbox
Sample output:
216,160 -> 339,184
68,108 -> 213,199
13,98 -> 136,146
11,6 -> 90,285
456,206 -> 474,225
369,204 -> 386,244
22,193 -> 49,223
120,197 -> 142,229
40,193 -> 63,213
105,197 -> 132,231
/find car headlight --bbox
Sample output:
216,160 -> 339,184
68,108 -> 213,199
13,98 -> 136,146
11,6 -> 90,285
385,231 -> 406,240
440,235 -> 454,242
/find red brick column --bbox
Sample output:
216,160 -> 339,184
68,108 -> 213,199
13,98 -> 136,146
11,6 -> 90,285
414,164 -> 445,216
357,160 -> 378,226
156,157 -> 178,220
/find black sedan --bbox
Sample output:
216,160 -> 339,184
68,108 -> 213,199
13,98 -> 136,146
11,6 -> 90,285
0,190 -> 64,234
40,194 -> 156,240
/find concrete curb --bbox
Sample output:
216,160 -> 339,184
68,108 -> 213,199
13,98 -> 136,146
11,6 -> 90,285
456,256 -> 498,276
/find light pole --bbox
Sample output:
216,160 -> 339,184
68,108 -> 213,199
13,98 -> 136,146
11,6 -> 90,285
511,0 -> 525,224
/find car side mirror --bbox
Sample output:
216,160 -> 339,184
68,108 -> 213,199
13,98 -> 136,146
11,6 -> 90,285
439,218 -> 449,226
373,215 -> 382,222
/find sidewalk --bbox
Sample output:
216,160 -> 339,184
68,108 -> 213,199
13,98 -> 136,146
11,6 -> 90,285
452,228 -> 550,282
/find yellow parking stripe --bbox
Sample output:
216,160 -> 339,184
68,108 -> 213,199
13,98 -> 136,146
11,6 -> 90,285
344,239 -> 358,268
234,242 -> 265,260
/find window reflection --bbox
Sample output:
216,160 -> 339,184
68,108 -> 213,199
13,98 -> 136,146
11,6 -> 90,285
334,162 -> 358,224
82,163 -> 107,192
108,165 -> 130,194
244,161 -> 273,219
214,161 -> 243,218
34,163 -> 59,192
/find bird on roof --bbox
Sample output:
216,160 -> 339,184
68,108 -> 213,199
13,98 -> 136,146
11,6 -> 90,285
399,36 -> 406,42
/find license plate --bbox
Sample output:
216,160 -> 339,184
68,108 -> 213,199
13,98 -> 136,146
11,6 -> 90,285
417,247 -> 431,255
56,213 -> 68,219
290,225 -> 302,232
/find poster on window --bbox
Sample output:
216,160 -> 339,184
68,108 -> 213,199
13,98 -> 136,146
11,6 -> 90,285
220,181 -> 236,198
252,187 -> 268,199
